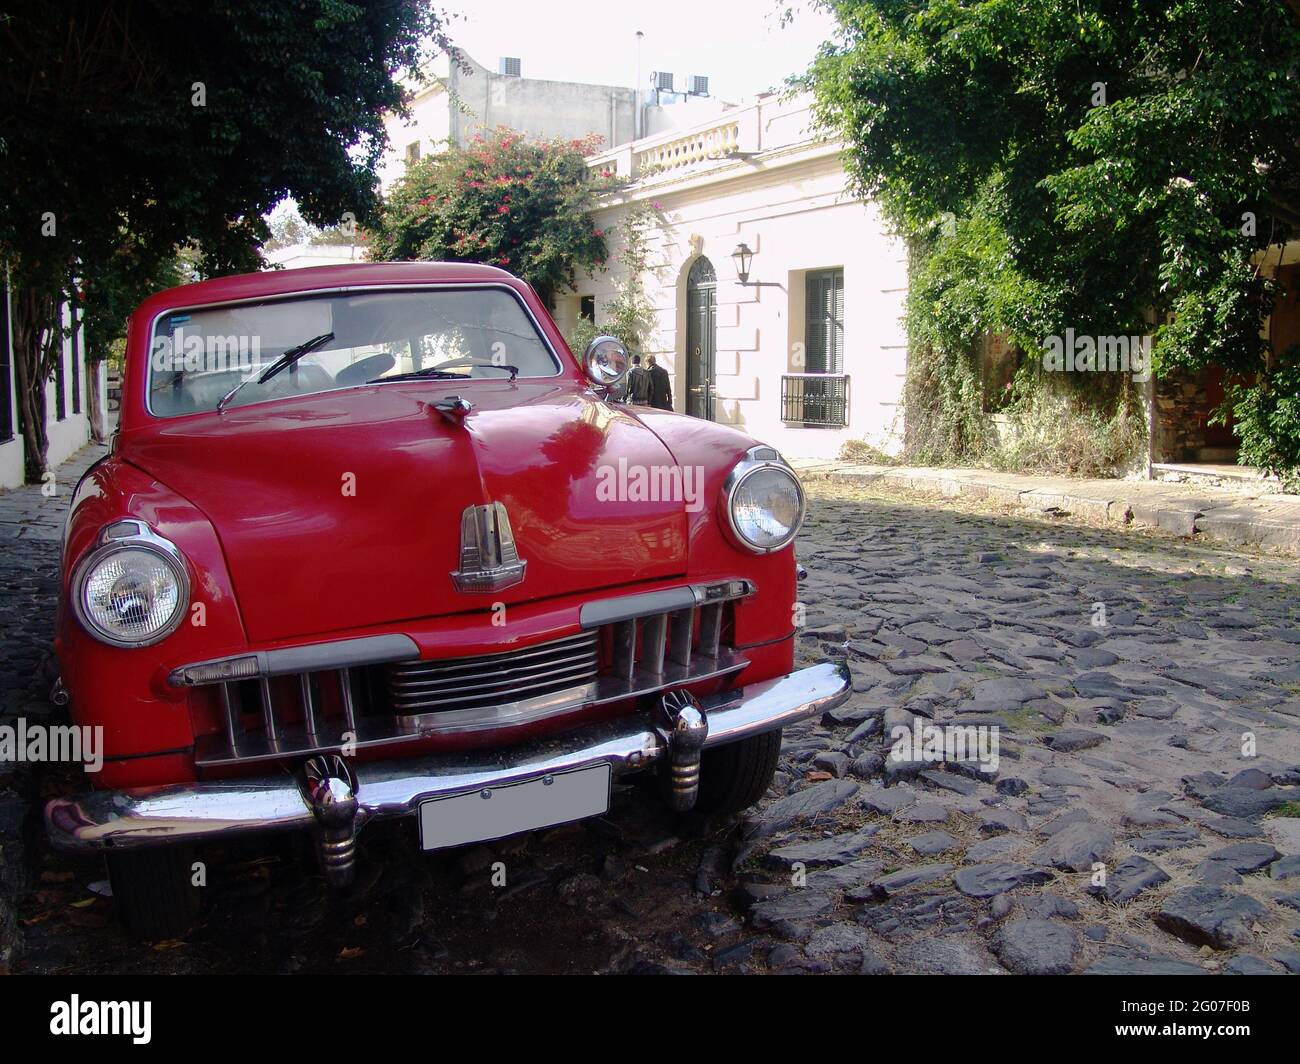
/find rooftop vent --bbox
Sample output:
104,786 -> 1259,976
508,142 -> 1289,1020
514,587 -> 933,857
498,56 -> 521,77
687,75 -> 709,97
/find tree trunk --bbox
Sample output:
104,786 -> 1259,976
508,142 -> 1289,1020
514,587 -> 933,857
87,359 -> 106,444
10,285 -> 62,483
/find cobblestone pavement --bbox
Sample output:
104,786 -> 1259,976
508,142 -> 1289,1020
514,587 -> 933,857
4,457 -> 1300,974
0,445 -> 109,971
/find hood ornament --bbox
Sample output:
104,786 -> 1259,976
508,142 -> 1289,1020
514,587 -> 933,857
451,502 -> 527,593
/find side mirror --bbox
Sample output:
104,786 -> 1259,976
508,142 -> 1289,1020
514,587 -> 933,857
583,335 -> 629,389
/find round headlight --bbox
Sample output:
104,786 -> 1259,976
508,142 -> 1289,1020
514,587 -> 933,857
726,461 -> 805,553
74,533 -> 189,647
583,335 -> 629,388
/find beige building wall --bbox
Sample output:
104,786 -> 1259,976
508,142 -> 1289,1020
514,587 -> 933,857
558,94 -> 908,460
378,52 -> 638,193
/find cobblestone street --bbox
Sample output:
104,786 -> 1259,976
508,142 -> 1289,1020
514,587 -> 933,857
3,453 -> 1299,974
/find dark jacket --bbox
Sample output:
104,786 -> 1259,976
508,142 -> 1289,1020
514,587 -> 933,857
648,363 -> 673,411
625,365 -> 652,404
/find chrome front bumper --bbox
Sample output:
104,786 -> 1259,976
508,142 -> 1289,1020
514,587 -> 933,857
45,663 -> 850,854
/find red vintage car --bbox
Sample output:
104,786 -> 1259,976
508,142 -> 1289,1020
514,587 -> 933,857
44,261 -> 850,938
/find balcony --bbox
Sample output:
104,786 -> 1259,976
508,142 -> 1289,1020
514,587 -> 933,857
587,93 -> 826,185
781,374 -> 850,429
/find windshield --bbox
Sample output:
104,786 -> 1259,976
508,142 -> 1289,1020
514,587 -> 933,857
147,286 -> 560,417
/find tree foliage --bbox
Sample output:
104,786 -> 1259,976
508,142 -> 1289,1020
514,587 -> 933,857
0,1 -> 451,477
806,0 -> 1300,472
567,201 -> 663,355
367,128 -> 610,305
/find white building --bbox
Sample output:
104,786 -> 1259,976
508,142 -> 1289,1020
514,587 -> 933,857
264,243 -> 364,271
555,92 -> 908,459
378,51 -> 641,191
0,272 -> 101,489
362,60 -> 909,460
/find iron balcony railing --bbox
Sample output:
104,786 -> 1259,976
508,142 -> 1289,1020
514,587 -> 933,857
781,373 -> 849,428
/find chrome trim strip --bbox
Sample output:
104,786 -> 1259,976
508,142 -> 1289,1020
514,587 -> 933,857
580,586 -> 695,628
610,619 -> 636,681
578,579 -> 754,629
266,635 -> 419,676
45,663 -> 851,852
170,634 -> 420,688
640,612 -> 668,675
258,676 -> 278,742
668,607 -> 693,666
339,667 -> 357,731
219,683 -> 239,748
299,673 -> 318,736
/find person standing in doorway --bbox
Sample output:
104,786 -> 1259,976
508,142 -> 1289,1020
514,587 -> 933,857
625,354 -> 652,405
646,355 -> 673,411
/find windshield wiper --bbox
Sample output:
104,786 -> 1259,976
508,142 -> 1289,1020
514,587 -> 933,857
367,366 -> 465,384
216,331 -> 335,412
369,361 -> 520,384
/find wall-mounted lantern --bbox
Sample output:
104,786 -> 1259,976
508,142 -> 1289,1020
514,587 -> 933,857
732,242 -> 755,284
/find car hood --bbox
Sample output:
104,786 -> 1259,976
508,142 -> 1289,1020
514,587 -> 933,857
121,381 -> 690,643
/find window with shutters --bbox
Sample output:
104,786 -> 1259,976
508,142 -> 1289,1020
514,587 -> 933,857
781,268 -> 848,428
804,269 -> 844,373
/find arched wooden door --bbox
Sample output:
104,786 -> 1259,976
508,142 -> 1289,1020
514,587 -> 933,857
686,257 -> 716,420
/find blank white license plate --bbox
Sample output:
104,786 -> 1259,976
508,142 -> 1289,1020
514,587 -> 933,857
418,764 -> 612,851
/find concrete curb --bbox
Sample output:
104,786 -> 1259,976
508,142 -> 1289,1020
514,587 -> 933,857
793,462 -> 1300,555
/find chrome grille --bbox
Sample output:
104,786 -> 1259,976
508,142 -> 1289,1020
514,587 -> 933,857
192,580 -> 754,767
386,632 -> 599,716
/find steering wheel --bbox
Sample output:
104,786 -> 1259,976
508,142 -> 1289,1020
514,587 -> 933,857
335,353 -> 396,386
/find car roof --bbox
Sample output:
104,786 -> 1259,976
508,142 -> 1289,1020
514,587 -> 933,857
133,261 -> 519,318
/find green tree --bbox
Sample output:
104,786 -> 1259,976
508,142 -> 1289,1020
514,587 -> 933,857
0,1 -> 452,479
806,0 -> 1300,472
368,128 -> 610,305
79,238 -> 196,440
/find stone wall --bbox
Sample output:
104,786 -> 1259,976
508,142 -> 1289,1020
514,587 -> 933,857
1152,369 -> 1211,463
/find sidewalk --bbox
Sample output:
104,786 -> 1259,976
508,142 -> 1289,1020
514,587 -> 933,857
0,444 -> 109,543
789,459 -> 1300,555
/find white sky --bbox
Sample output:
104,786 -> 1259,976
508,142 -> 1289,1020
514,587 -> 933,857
442,0 -> 838,100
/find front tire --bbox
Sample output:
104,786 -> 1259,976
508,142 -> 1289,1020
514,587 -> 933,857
694,729 -> 783,814
106,845 -> 201,940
